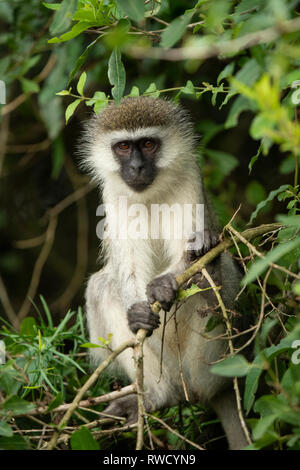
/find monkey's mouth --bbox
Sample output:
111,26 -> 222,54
122,171 -> 156,192
125,179 -> 153,192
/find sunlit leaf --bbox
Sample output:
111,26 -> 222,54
108,48 -> 126,105
65,98 -> 81,123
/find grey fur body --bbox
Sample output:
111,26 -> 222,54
82,97 -> 248,449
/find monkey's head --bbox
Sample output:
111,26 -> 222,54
81,97 -> 196,195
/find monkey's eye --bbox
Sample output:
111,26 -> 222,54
143,140 -> 155,150
117,142 -> 130,151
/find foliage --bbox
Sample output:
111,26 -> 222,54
1,0 -> 300,450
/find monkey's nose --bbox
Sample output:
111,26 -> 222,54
129,158 -> 144,175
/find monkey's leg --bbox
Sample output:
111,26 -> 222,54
209,388 -> 249,450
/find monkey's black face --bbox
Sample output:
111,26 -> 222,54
112,138 -> 160,192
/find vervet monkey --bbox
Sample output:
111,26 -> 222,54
82,97 -> 248,450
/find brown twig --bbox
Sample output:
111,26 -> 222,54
201,268 -> 252,446
0,275 -> 20,329
225,223 -> 300,281
2,54 -> 56,117
45,338 -> 136,450
134,329 -> 147,450
174,310 -> 190,402
17,215 -> 58,321
146,413 -> 204,450
19,384 -> 135,417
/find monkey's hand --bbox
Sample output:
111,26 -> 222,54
185,229 -> 219,263
146,273 -> 178,311
127,301 -> 160,336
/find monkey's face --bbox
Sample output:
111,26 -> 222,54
111,137 -> 160,192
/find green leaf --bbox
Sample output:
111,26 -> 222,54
108,48 -> 126,105
250,113 -> 275,140
254,394 -> 300,427
242,236 -> 300,286
177,284 -> 217,301
248,145 -> 261,173
205,315 -> 223,332
277,214 -> 300,227
50,0 -> 77,35
217,62 -> 235,85
0,421 -> 13,437
252,415 -> 277,440
293,282 -> 300,295
20,78 -> 39,94
65,98 -> 81,123
49,21 -> 96,44
225,95 -> 255,128
0,434 -> 28,450
211,354 -> 254,377
80,342 -> 102,348
46,391 -> 63,413
77,71 -> 87,96
56,89 -> 70,96
20,317 -> 37,336
245,181 -> 267,206
70,426 -> 100,450
68,37 -> 100,85
182,80 -> 196,96
86,91 -> 109,113
1,396 -> 35,415
144,82 -> 160,98
127,85 -> 140,97
116,0 -> 145,23
42,2 -> 61,11
160,11 -> 194,48
249,184 -> 289,224
21,54 -> 41,76
244,353 -> 265,414
205,148 -> 238,187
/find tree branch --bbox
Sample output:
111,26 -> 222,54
128,17 -> 300,61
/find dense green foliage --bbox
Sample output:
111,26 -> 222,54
1,0 -> 300,450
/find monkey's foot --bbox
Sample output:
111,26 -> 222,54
186,229 -> 219,262
127,301 -> 160,336
146,273 -> 178,311
104,395 -> 138,424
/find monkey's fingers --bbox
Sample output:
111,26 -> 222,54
146,273 -> 178,311
127,301 -> 161,336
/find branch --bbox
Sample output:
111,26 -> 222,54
134,223 -> 283,448
146,413 -> 205,450
21,385 -> 135,417
45,338 -> 136,450
128,17 -> 300,61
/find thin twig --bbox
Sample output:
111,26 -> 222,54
225,223 -> 300,280
17,215 -> 58,321
146,413 -> 205,450
0,275 -> 20,329
174,311 -> 190,402
45,338 -> 136,450
19,384 -> 135,417
135,329 -> 147,450
201,268 -> 252,446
